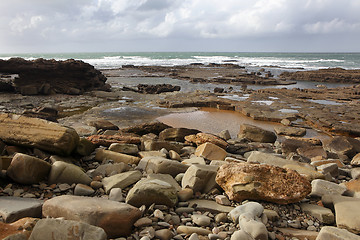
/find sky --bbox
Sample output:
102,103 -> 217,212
1,0 -> 360,53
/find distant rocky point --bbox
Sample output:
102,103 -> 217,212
0,58 -> 110,95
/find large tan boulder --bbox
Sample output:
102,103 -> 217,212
42,195 -> 141,238
0,113 -> 79,156
215,163 -> 311,204
6,153 -> 51,184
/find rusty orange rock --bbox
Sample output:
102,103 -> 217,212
215,162 -> 311,204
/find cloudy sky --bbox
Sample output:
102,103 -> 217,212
1,0 -> 360,53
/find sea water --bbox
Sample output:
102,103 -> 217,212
1,52 -> 360,70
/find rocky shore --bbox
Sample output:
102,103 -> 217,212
1,60 -> 360,240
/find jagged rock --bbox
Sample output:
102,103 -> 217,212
159,128 -> 201,142
195,142 -> 227,161
238,124 -> 277,143
215,162 -> 311,204
0,113 -> 79,156
87,134 -> 141,147
274,126 -> 306,137
126,178 -> 178,207
42,195 -> 141,238
323,136 -> 360,158
185,133 -> 228,149
6,153 -> 51,185
181,164 -> 219,193
0,58 -> 109,95
29,218 -> 107,240
136,84 -> 181,94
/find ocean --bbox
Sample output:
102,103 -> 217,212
0,52 -> 359,70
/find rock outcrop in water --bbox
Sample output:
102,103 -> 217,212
280,68 -> 360,83
0,58 -> 110,95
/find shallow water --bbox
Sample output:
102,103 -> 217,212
157,108 -> 330,141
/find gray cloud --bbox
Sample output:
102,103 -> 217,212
0,0 -> 360,53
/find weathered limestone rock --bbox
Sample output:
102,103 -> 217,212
300,203 -> 334,224
184,133 -> 229,149
0,113 -> 79,156
323,136 -> 360,157
310,179 -> 346,197
351,153 -> 360,166
0,197 -> 43,223
316,226 -> 360,240
216,163 -> 311,204
102,170 -> 142,194
159,128 -> 201,142
331,196 -> 360,234
274,126 -> 306,137
29,218 -> 107,240
109,143 -> 139,155
238,124 -> 277,143
6,153 -> 51,184
195,142 -> 227,161
42,195 -> 141,238
48,161 -> 92,185
137,157 -> 189,177
126,178 -> 178,207
181,164 -> 219,193
95,149 -> 140,164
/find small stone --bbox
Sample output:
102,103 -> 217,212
189,233 -> 200,240
74,184 -> 95,196
215,213 -> 228,223
134,217 -> 153,227
177,226 -> 212,236
90,181 -> 103,189
215,195 -> 231,206
154,209 -> 165,220
178,188 -> 194,202
155,229 -> 174,240
191,214 -> 211,227
230,230 -> 253,240
108,188 -> 124,202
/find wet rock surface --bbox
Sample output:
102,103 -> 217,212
1,64 -> 360,239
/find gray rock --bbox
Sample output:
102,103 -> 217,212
310,179 -> 346,197
109,188 -> 124,202
95,149 -> 140,164
274,126 -> 306,137
230,230 -> 254,240
29,218 -> 107,240
102,170 -> 142,194
137,157 -> 189,177
74,183 -> 95,196
48,161 -> 92,185
176,226 -> 212,236
109,143 -> 139,155
316,226 -> 360,240
317,163 -> 339,178
181,164 -> 219,193
92,162 -> 129,177
191,214 -> 211,227
126,178 -> 178,207
238,124 -> 277,143
300,203 -> 334,225
228,202 -> 264,223
188,199 -> 234,214
147,173 -> 181,191
42,195 -> 141,238
0,197 -> 43,223
6,153 -> 51,184
155,229 -> 174,240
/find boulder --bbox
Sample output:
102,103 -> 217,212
0,58 -> 109,95
126,178 -> 178,207
102,170 -> 142,194
0,197 -> 43,223
316,226 -> 360,240
137,157 -> 189,177
42,195 -> 141,238
215,163 -> 311,204
238,124 -> 276,143
195,142 -> 227,161
323,136 -> 360,158
310,179 -> 346,197
297,146 -> 328,160
181,164 -> 219,193
159,128 -> 201,142
185,132 -> 228,149
48,161 -> 92,185
6,153 -> 51,184
274,126 -> 306,137
0,113 -> 79,156
29,218 -> 107,240
281,138 -> 316,156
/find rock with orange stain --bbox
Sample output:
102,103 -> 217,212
185,132 -> 228,149
0,217 -> 38,240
